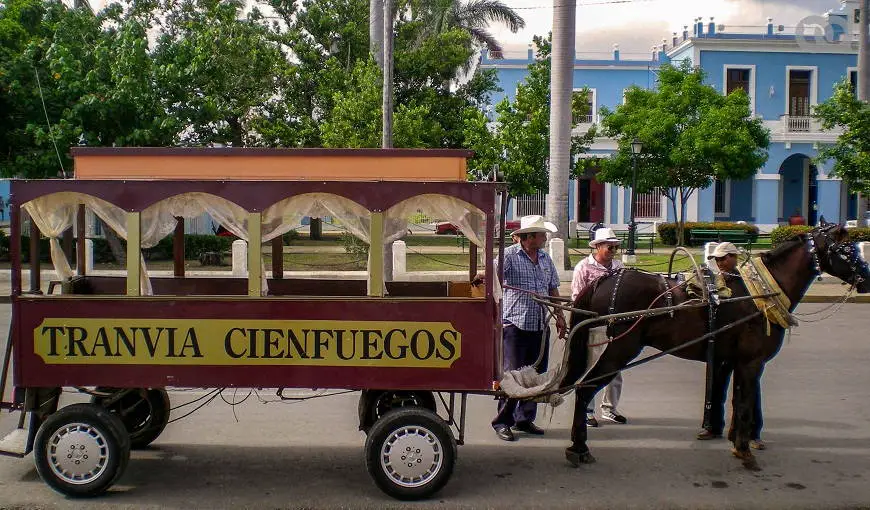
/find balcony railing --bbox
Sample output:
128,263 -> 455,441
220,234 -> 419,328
572,114 -> 595,125
782,115 -> 819,133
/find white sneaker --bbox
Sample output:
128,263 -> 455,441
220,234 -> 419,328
600,409 -> 628,424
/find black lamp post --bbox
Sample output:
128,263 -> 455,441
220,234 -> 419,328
625,137 -> 643,260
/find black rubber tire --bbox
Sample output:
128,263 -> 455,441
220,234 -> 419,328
365,407 -> 457,501
358,390 -> 437,434
92,388 -> 170,449
33,403 -> 131,498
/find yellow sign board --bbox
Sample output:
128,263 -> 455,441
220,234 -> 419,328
35,319 -> 461,368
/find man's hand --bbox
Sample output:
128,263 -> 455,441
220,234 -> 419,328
555,313 -> 567,339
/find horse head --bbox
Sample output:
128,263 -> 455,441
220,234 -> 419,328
809,217 -> 870,293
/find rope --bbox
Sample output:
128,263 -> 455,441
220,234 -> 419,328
792,283 -> 857,322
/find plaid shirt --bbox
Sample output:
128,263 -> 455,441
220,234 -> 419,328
501,243 -> 560,331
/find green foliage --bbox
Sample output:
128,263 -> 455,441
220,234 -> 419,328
769,225 -> 813,246
598,62 -> 770,244
814,79 -> 870,195
340,232 -> 369,259
657,221 -> 759,246
492,35 -> 595,195
846,227 -> 870,243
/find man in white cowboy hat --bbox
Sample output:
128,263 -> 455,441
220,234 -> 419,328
571,226 -> 629,426
491,215 -> 567,442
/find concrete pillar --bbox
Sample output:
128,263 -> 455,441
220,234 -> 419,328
568,220 -> 577,239
859,242 -> 869,264
232,239 -> 247,276
549,237 -> 565,268
392,240 -> 406,279
85,239 -> 94,273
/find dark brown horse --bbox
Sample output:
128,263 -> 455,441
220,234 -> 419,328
560,221 -> 870,469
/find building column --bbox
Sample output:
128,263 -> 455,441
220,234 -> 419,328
816,173 -> 843,223
753,173 -> 781,229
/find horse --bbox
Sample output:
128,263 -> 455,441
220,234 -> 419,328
559,220 -> 870,470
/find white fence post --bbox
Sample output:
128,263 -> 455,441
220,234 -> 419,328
232,239 -> 247,276
85,239 -> 94,273
392,240 -> 406,280
859,242 -> 868,265
704,242 -> 718,273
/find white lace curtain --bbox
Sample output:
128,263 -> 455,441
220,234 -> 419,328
22,191 -> 488,295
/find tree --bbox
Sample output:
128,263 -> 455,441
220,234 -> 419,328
413,0 -> 524,60
548,0 -> 576,267
814,79 -> 870,195
0,0 -> 176,178
597,61 -> 770,245
491,35 -> 594,197
153,0 -> 290,147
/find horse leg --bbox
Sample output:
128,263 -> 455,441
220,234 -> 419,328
566,389 -> 596,467
730,362 -> 762,471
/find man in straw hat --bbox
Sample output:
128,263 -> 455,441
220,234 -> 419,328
491,215 -> 567,442
699,242 -> 766,449
571,227 -> 629,426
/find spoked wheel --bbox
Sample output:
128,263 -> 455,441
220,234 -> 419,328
358,390 -> 437,433
365,407 -> 457,500
33,403 -> 131,498
92,388 -> 170,449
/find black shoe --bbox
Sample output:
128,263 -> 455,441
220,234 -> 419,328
494,425 -> 516,442
515,422 -> 545,435
601,409 -> 628,424
696,429 -> 723,440
586,414 -> 599,428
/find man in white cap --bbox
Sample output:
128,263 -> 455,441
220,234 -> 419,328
699,242 -> 765,449
707,241 -> 740,274
492,215 -> 567,442
571,227 -> 629,426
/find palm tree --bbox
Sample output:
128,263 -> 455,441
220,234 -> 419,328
370,0 -> 384,68
547,0 -> 576,268
417,0 -> 525,59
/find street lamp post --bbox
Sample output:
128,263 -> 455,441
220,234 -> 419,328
623,137 -> 643,263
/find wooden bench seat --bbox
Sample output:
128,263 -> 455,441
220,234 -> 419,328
689,229 -> 758,251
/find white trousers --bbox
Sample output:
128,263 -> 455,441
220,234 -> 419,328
586,372 -> 623,414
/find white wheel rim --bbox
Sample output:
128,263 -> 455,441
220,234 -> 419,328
47,422 -> 110,485
380,425 -> 443,488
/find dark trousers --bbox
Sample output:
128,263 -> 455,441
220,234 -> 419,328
704,361 -> 763,439
492,325 -> 549,429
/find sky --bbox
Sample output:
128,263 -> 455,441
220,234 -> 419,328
489,0 -> 844,58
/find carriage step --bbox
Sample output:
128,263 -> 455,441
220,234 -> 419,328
0,427 -> 30,458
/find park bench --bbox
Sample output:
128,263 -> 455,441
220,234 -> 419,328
689,229 -> 758,251
613,230 -> 655,254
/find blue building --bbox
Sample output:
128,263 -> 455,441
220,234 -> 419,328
480,0 -> 863,232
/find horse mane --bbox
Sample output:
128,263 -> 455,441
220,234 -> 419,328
761,235 -> 805,268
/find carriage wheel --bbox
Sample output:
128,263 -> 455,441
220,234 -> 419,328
92,388 -> 170,449
358,390 -> 437,433
365,407 -> 456,500
33,403 -> 131,498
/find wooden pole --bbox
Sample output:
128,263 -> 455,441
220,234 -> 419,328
28,216 -> 41,294
173,217 -> 185,277
76,204 -> 86,275
271,235 -> 283,279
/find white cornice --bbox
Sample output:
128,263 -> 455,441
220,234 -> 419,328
666,38 -> 859,56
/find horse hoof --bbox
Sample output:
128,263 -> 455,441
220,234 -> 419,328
730,448 -> 752,461
566,448 -> 596,467
742,457 -> 762,471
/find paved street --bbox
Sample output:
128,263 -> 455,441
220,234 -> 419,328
1,303 -> 869,509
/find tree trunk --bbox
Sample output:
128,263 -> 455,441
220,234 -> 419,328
857,0 -> 869,223
100,218 -> 126,265
370,0 -> 384,69
381,0 -> 394,282
546,0 -> 576,269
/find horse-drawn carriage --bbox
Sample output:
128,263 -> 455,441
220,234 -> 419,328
0,147 -> 509,500
1,147 -> 868,499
